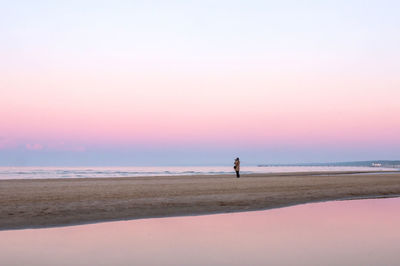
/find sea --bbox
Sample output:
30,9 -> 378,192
0,166 -> 397,180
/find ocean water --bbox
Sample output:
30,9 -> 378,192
1,197 -> 399,265
0,166 -> 396,180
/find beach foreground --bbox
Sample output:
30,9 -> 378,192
1,171 -> 400,230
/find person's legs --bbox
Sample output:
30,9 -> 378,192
236,171 -> 240,178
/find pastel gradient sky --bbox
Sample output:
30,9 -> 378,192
1,0 -> 400,166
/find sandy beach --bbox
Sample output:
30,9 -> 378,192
1,171 -> 400,230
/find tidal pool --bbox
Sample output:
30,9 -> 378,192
1,198 -> 399,266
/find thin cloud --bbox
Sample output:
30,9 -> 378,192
25,143 -> 44,151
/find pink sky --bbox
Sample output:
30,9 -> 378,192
1,1 -> 399,165
2,70 -> 399,149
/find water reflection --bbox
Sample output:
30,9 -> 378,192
1,198 -> 399,266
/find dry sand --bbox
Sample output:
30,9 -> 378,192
1,171 -> 400,230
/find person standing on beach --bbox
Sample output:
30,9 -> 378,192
234,157 -> 240,178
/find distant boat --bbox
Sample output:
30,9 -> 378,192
371,163 -> 382,167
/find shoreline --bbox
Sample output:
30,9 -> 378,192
6,194 -> 400,232
1,171 -> 400,230
1,170 -> 399,182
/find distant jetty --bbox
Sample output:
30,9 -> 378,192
258,160 -> 400,168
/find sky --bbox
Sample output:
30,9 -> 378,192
1,0 -> 400,166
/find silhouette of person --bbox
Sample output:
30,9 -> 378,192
234,157 -> 240,178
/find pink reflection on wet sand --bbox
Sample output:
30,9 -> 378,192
1,198 -> 400,266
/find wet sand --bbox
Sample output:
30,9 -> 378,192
1,171 -> 400,230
